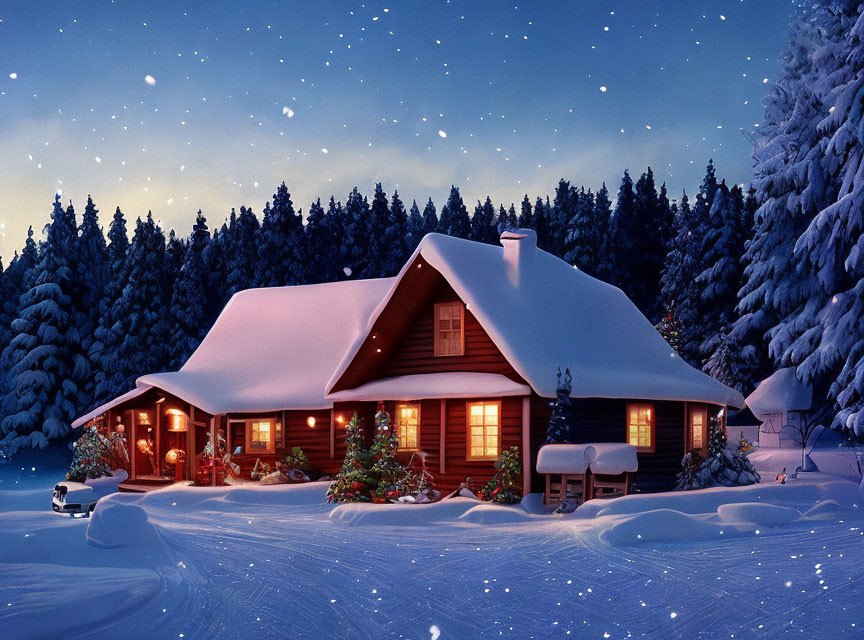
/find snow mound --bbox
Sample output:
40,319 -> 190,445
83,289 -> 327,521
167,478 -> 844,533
601,509 -> 722,546
329,498 -> 479,526
716,502 -> 800,527
87,499 -> 161,548
85,469 -> 129,494
802,499 -> 864,521
0,563 -> 161,640
458,504 -> 533,524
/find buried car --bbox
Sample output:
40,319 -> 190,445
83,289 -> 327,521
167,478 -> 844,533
52,482 -> 100,517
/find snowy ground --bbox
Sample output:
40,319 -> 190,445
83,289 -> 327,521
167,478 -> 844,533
1,451 -> 863,640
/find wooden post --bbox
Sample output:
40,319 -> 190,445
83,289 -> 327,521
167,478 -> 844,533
683,401 -> 689,456
155,406 -> 162,477
226,413 -> 232,455
521,396 -> 531,495
188,411 -> 197,480
210,416 -> 217,487
330,409 -> 336,459
130,410 -> 137,480
439,399 -> 447,475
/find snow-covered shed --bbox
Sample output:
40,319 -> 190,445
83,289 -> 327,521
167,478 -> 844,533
73,229 -> 743,493
745,368 -> 813,448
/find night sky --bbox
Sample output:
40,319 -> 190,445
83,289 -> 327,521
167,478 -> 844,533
1,0 -> 794,258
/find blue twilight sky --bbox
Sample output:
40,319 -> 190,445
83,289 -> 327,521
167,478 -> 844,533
0,0 -> 794,258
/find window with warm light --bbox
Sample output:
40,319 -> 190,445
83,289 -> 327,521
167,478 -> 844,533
396,403 -> 420,450
467,400 -> 500,461
247,419 -> 274,453
434,301 -> 465,356
626,403 -> 654,452
690,405 -> 707,452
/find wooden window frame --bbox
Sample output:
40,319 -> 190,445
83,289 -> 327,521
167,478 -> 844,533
626,402 -> 655,453
434,301 -> 465,357
465,399 -> 501,462
395,402 -> 421,451
689,404 -> 708,455
244,417 -> 276,455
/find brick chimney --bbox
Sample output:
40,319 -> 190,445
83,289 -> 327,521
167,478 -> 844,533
500,228 -> 537,287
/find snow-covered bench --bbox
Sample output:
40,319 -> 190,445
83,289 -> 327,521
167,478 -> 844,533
536,444 -> 591,505
537,443 -> 639,505
583,443 -> 638,500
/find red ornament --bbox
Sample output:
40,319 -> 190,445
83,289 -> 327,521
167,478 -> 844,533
352,481 -> 364,491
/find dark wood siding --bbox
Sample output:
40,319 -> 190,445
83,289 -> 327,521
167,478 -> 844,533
530,394 -> 694,492
283,409 -> 335,473
377,280 -> 522,380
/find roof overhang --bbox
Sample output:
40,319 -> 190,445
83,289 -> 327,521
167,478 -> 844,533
326,372 -> 531,403
71,384 -> 154,429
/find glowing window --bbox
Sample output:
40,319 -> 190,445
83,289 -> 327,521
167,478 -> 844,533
247,420 -> 274,453
434,302 -> 464,356
690,405 -> 707,451
396,403 -> 420,451
627,403 -> 654,452
467,400 -> 500,461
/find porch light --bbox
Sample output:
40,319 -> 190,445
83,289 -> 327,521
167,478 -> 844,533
306,416 -> 316,428
165,448 -> 185,465
166,409 -> 189,432
155,396 -> 166,404
336,414 -> 345,425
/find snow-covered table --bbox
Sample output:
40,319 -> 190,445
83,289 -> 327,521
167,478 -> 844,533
536,443 -> 639,504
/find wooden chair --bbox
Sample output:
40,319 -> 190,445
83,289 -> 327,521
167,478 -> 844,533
536,444 -> 592,506
586,471 -> 632,500
544,471 -> 590,505
584,443 -> 638,500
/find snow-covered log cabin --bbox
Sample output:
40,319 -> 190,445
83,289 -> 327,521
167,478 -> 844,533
72,229 -> 744,493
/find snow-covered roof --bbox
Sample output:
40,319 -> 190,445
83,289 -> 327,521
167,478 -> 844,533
328,232 -> 745,407
72,385 -> 154,429
73,278 -> 395,427
745,367 -> 812,421
327,372 -> 531,403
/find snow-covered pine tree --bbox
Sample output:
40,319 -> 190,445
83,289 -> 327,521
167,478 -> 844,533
507,203 -> 518,228
592,183 -> 613,281
470,197 -> 497,243
544,368 -> 576,444
660,191 -> 692,343
422,197 -> 439,236
405,199 -> 425,253
341,187 -> 370,279
362,183 -> 391,279
608,170 -> 638,297
684,417 -> 760,488
1,195 -> 83,452
563,187 -> 596,274
305,198 -> 339,284
382,189 -> 409,274
169,210 -> 211,369
440,186 -> 471,239
548,179 -> 574,257
517,195 -> 534,229
73,196 -> 107,410
534,196 -> 552,252
696,182 -> 748,378
257,183 -> 304,287
98,213 -> 170,397
163,229 -> 186,303
225,207 -> 260,297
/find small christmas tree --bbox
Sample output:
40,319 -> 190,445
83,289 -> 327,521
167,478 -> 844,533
675,452 -> 702,490
369,402 -> 411,502
655,306 -> 682,354
480,446 -> 522,503
283,446 -> 310,471
67,424 -> 116,482
544,368 -> 576,444
679,416 -> 760,489
326,413 -> 375,502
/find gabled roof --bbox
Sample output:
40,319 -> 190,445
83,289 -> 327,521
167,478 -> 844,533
73,278 -> 395,427
327,232 -> 745,407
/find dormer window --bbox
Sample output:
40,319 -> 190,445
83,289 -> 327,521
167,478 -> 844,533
434,301 -> 465,356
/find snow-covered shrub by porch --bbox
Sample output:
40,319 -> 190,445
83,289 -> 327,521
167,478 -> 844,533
677,417 -> 760,490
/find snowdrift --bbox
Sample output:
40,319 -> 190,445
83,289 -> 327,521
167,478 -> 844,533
329,498 -> 482,526
87,496 -> 161,549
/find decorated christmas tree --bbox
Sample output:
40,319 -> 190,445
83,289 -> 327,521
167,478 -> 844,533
283,446 -> 310,471
678,417 -> 760,490
480,446 -> 522,504
544,368 -> 577,444
67,424 -> 117,482
326,412 -> 376,502
369,403 -> 411,502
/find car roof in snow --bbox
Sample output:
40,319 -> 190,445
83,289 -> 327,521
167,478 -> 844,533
328,232 -> 745,407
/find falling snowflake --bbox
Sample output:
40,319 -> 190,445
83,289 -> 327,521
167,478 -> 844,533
600,86 -> 607,92
9,72 -> 17,79
321,148 -> 328,153
144,75 -> 156,86
282,106 -> 295,117
438,130 -> 447,138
